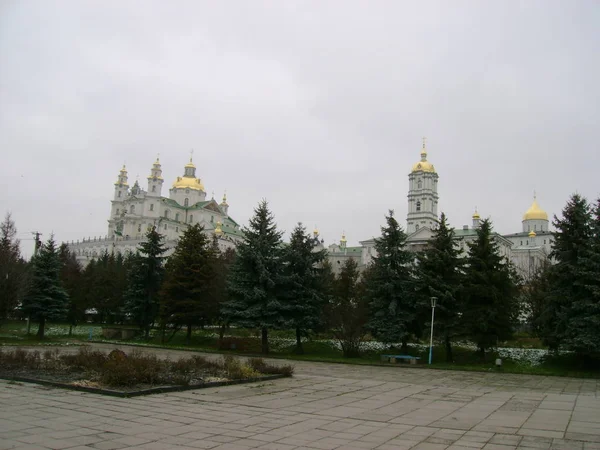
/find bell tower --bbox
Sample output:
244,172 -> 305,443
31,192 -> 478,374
407,138 -> 439,234
147,156 -> 164,197
114,165 -> 129,201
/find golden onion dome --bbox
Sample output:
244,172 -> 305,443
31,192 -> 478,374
340,232 -> 347,242
529,230 -> 537,238
214,221 -> 223,235
523,197 -> 548,221
172,176 -> 205,191
313,226 -> 319,236
472,209 -> 481,220
411,144 -> 436,173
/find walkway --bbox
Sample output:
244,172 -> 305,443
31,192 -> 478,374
1,344 -> 599,449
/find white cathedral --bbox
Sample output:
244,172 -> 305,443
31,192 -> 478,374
68,156 -> 243,261
67,142 -> 553,280
323,141 -> 553,279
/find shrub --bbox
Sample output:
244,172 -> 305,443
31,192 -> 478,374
100,351 -> 163,387
248,357 -> 294,377
222,355 -> 259,380
60,347 -> 107,370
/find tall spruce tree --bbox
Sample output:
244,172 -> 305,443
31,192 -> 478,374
562,198 -> 600,358
461,219 -> 518,357
523,258 -> 553,338
0,213 -> 26,326
415,213 -> 463,362
366,210 -> 416,350
22,236 -> 69,338
124,226 -> 166,338
541,194 -> 592,350
58,244 -> 85,336
325,258 -> 369,357
160,224 -> 217,344
282,223 -> 327,354
222,200 -> 285,354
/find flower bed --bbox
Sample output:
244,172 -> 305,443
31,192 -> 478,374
0,347 -> 293,397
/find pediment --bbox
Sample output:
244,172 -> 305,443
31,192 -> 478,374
203,201 -> 221,213
407,226 -> 434,242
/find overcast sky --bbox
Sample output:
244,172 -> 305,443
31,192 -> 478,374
1,0 -> 599,257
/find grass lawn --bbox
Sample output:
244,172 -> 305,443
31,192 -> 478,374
1,321 -> 598,378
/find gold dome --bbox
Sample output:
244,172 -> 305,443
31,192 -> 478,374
472,209 -> 481,220
340,232 -> 347,242
411,142 -> 436,173
523,197 -> 548,221
528,230 -> 537,237
214,221 -> 223,235
172,176 -> 205,191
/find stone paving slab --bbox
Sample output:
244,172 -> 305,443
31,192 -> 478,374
0,344 -> 599,449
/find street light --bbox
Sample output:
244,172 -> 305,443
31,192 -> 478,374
428,297 -> 437,365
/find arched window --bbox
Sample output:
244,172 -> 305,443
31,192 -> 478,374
116,208 -> 120,215
165,210 -> 170,219
416,224 -> 420,230
152,185 -> 156,192
416,201 -> 421,212
417,180 -> 422,189
164,224 -> 168,230
189,215 -> 193,223
184,198 -> 189,207
130,205 -> 135,213
175,213 -> 179,222
138,224 -> 141,232
149,204 -> 154,211
118,191 -> 122,198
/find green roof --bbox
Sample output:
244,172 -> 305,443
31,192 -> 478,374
329,246 -> 362,255
221,217 -> 244,237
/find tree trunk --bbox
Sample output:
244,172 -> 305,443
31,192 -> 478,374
68,324 -> 73,337
478,345 -> 486,361
161,323 -> 166,345
295,327 -> 304,354
26,316 -> 32,335
186,324 -> 192,345
36,316 -> 46,339
400,338 -> 408,354
261,327 -> 269,355
444,331 -> 453,363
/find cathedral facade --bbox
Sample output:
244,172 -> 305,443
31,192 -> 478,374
323,141 -> 552,277
67,142 -> 553,279
67,157 -> 243,262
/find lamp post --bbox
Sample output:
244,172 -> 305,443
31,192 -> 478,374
428,297 -> 437,365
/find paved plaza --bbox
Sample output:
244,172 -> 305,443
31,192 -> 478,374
1,345 -> 600,450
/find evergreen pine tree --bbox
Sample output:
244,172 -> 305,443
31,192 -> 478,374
124,226 -> 166,338
366,210 -> 416,350
58,244 -> 85,336
0,212 -> 26,326
325,258 -> 369,357
562,198 -> 600,358
22,236 -> 69,338
213,247 -> 236,345
523,258 -> 552,338
461,219 -> 519,358
222,200 -> 285,354
282,223 -> 327,354
541,194 -> 592,350
160,224 -> 217,344
415,213 -> 463,362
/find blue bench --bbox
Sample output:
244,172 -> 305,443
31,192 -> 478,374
381,354 -> 420,364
